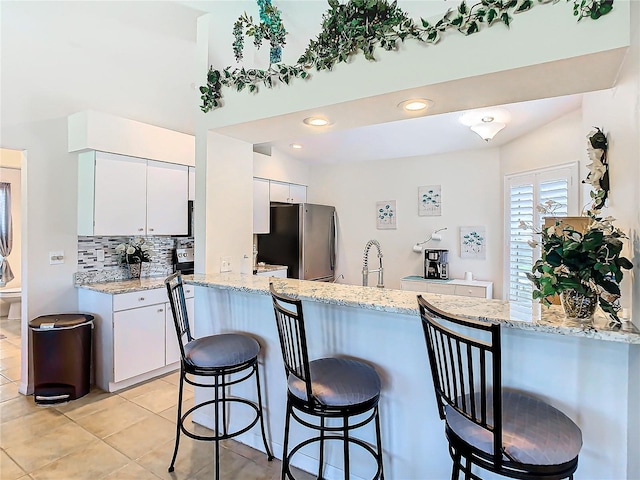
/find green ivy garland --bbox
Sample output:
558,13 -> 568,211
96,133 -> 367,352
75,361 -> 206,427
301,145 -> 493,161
200,0 -> 614,113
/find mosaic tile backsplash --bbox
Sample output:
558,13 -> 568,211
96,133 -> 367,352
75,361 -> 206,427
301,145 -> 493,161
76,236 -> 194,284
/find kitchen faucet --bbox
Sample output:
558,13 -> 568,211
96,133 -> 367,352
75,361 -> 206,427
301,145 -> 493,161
362,239 -> 384,288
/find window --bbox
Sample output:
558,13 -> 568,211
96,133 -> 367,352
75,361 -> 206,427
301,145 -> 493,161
504,163 -> 579,305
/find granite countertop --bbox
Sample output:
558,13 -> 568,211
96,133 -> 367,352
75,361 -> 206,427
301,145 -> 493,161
75,277 -> 169,294
255,264 -> 287,274
186,273 -> 640,345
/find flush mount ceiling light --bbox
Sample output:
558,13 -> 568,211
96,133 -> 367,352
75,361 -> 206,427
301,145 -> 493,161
290,143 -> 303,149
459,109 -> 510,141
398,98 -> 434,112
303,116 -> 331,127
470,117 -> 506,142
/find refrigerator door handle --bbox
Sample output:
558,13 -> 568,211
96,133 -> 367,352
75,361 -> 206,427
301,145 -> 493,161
330,211 -> 336,271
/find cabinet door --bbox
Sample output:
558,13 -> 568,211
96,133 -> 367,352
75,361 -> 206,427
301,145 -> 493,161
94,152 -> 147,236
165,296 -> 195,365
188,167 -> 196,201
113,304 -> 166,382
147,160 -> 189,235
289,183 -> 307,203
269,181 -> 290,203
253,178 -> 270,233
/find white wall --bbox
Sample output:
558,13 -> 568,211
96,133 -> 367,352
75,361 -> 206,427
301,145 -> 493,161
253,148 -> 310,186
0,166 -> 22,292
2,119 -> 81,394
308,149 -> 502,293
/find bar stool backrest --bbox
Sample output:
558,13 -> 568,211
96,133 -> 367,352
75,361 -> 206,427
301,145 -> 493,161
269,283 -> 314,403
165,272 -> 194,362
417,295 -> 503,468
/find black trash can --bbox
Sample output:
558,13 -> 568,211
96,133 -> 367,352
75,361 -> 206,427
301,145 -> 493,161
29,314 -> 94,405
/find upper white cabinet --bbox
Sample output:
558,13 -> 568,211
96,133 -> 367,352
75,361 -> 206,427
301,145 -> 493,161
146,160 -> 188,235
269,180 -> 307,203
78,151 -> 188,236
188,166 -> 195,201
253,178 -> 270,233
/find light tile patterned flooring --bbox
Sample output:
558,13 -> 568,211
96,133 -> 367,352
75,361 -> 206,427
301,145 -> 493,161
0,317 -> 314,480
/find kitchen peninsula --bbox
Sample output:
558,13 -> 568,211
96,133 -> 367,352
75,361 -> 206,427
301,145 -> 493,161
186,273 -> 639,480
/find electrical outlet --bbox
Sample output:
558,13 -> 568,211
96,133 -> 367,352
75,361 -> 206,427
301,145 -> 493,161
96,249 -> 105,262
220,256 -> 232,272
49,251 -> 64,265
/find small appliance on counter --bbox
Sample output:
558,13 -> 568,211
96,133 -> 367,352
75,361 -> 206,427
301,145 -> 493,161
424,249 -> 449,279
173,247 -> 194,275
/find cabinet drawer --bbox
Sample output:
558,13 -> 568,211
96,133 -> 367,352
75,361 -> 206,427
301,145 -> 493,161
454,285 -> 486,298
426,283 -> 456,295
113,288 -> 167,311
400,280 -> 428,292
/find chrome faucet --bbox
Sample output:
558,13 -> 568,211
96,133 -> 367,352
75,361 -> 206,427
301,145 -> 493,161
362,239 -> 384,288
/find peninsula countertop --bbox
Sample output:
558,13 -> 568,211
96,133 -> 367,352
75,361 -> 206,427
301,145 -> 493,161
186,272 -> 640,345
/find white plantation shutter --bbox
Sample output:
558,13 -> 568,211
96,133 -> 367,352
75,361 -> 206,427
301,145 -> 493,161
505,163 -> 579,305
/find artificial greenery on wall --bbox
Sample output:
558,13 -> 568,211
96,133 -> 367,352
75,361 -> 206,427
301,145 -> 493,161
200,0 -> 615,113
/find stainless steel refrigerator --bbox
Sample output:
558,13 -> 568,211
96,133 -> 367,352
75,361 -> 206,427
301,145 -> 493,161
257,203 -> 336,281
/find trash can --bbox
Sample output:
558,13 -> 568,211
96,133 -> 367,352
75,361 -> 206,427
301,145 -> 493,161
29,314 -> 94,405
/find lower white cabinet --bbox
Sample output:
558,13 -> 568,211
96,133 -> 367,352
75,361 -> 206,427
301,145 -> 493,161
400,276 -> 493,299
255,267 -> 288,278
113,304 -> 166,382
79,285 -> 194,392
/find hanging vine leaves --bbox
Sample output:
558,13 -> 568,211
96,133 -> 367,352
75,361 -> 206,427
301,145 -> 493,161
200,0 -> 614,112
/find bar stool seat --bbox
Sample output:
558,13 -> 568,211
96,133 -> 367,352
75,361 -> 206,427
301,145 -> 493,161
446,391 -> 583,467
184,333 -> 259,368
288,357 -> 381,407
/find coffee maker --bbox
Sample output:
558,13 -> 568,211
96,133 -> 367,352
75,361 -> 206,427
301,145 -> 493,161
424,249 -> 449,280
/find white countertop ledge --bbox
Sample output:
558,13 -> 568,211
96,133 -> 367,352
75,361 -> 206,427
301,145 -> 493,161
186,273 -> 640,345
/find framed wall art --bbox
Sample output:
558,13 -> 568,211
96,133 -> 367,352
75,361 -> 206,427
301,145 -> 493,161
376,200 -> 396,230
418,185 -> 441,216
460,226 -> 486,259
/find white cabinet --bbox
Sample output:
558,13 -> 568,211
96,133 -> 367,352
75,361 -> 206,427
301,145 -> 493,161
91,152 -> 147,236
253,178 -> 270,233
146,160 -> 188,235
79,286 -> 195,392
188,166 -> 195,201
269,180 -> 307,203
78,151 -> 189,236
400,276 -> 493,299
113,304 -> 166,382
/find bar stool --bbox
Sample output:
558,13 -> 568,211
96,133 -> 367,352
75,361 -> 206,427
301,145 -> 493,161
417,295 -> 582,480
270,283 -> 384,480
164,273 -> 273,479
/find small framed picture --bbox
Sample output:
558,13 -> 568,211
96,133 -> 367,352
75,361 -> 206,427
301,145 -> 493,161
460,226 -> 486,259
376,200 -> 396,230
418,185 -> 441,216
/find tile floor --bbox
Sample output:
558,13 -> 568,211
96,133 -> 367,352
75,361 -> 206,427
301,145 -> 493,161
0,317 -> 314,480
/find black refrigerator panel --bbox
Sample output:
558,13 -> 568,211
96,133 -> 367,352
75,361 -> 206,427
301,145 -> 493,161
257,204 -> 302,279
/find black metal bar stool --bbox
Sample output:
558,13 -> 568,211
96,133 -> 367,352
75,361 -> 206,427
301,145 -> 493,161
164,273 -> 273,479
270,283 -> 384,480
417,295 -> 582,480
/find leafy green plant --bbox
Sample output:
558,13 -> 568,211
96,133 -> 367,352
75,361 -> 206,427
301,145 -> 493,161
583,127 -> 609,210
199,0 -> 615,112
523,203 -> 632,324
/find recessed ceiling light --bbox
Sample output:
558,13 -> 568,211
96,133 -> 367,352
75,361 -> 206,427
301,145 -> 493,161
290,143 -> 303,149
398,99 -> 434,112
303,116 -> 331,127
